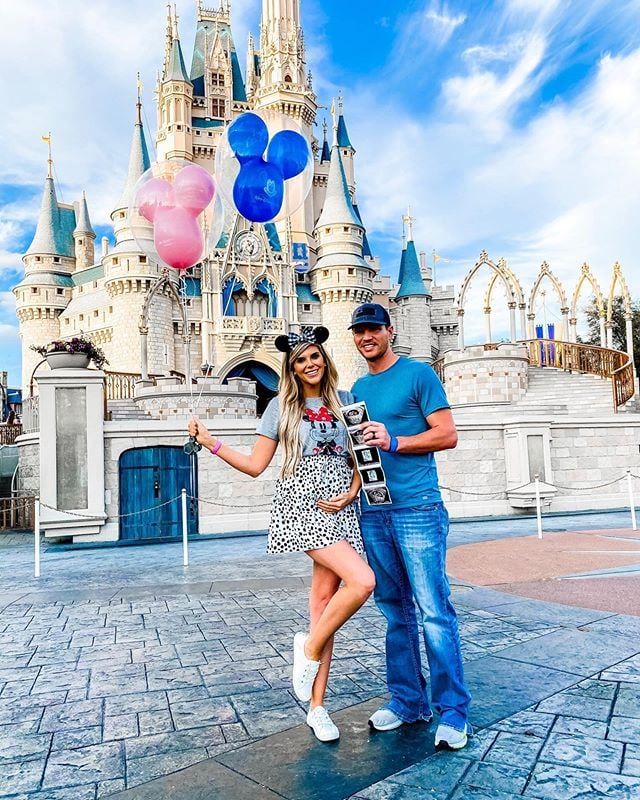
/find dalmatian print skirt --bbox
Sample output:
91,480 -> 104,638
267,455 -> 364,555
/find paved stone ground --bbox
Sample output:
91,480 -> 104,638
0,513 -> 639,799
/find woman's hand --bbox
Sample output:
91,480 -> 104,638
317,491 -> 357,514
188,417 -> 215,450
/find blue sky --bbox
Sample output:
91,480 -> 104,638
2,0 -> 640,387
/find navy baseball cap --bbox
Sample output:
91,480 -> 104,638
348,303 -> 391,329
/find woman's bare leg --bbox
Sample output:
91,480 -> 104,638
305,540 -> 375,662
308,561 -> 341,709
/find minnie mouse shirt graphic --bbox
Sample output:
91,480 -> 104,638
255,391 -> 354,461
303,405 -> 345,456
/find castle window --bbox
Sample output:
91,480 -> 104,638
211,98 -> 226,118
53,256 -> 60,263
56,288 -> 63,295
211,72 -> 225,87
31,287 -> 38,293
344,227 -> 349,232
113,257 -> 118,265
93,310 -> 99,317
348,268 -> 355,275
196,130 -> 201,135
35,256 -> 41,262
93,281 -> 97,289
303,303 -> 311,312
109,306 -> 113,313
79,314 -> 84,321
78,238 -> 83,245
296,273 -> 305,283
284,74 -> 292,83
140,256 -> 147,264
65,318 -> 69,325
323,270 -> 329,277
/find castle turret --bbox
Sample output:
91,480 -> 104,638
73,193 -> 95,270
310,118 -> 375,386
14,146 -> 75,391
156,8 -> 194,161
335,95 -> 355,192
106,93 -> 173,375
391,213 -> 433,362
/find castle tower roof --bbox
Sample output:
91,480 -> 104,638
117,96 -> 151,211
397,239 -> 428,298
26,176 -> 75,258
315,144 -> 361,229
336,113 -> 353,150
320,119 -> 330,164
166,36 -> 190,83
74,192 -> 95,237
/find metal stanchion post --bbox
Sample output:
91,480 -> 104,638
34,497 -> 41,578
181,489 -> 189,567
627,470 -> 637,531
534,475 -> 543,540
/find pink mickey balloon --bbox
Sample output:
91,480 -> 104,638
136,177 -> 174,222
173,164 -> 215,217
153,206 -> 204,270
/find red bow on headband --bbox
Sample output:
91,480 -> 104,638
306,406 -> 334,423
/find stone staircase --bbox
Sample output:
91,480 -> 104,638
509,367 -> 624,416
107,400 -> 150,421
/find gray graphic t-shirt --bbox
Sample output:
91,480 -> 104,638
256,391 -> 354,458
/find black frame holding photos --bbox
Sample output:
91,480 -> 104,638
340,401 -> 392,506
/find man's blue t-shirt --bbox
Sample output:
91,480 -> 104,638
351,357 -> 450,512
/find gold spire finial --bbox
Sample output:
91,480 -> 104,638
338,92 -> 344,115
403,206 -> 415,242
330,98 -> 338,141
41,132 -> 53,179
136,72 -> 143,124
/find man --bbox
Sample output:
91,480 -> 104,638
349,302 -> 471,750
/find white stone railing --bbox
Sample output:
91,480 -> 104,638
22,396 -> 40,434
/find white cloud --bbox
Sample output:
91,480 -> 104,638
350,46 -> 640,331
424,2 -> 467,46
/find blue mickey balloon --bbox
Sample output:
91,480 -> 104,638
233,157 -> 285,223
267,130 -> 310,180
227,113 -> 269,159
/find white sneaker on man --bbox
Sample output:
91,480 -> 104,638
307,706 -> 340,742
292,632 -> 320,702
368,707 -> 433,731
434,722 -> 470,750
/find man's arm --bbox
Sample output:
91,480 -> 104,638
360,408 -> 458,454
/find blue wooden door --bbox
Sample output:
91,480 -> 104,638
119,446 -> 198,541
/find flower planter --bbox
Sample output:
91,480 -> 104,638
46,352 -> 91,370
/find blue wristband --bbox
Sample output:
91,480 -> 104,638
389,436 -> 399,453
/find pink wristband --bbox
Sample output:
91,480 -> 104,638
210,440 -> 222,456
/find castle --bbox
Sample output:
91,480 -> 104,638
14,0 -> 458,404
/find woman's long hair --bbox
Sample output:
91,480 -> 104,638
278,342 -> 343,478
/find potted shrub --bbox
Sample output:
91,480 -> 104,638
31,336 -> 109,371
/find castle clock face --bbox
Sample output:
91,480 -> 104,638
234,231 -> 263,260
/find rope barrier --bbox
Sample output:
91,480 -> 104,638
39,496 -> 182,520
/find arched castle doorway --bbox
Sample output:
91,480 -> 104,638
221,359 -> 279,415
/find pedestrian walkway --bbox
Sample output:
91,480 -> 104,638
0,513 -> 638,799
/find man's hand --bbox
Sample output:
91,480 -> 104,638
359,421 -> 392,451
317,492 -> 356,514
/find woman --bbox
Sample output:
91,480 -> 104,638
188,326 -> 375,742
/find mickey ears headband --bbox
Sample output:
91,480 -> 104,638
275,325 -> 330,354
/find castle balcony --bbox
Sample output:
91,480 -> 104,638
216,317 -> 285,336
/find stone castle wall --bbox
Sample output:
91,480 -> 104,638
319,301 -> 368,390
442,343 -> 529,406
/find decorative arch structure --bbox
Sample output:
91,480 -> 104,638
570,263 -> 606,346
606,262 -> 635,373
139,271 -> 189,382
482,259 -> 527,343
457,251 -> 518,349
218,353 -> 281,415
528,262 -> 569,339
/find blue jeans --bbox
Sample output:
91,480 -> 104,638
360,502 -> 471,731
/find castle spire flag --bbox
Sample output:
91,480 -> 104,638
42,132 -> 53,178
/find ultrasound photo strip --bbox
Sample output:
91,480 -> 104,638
340,401 -> 392,505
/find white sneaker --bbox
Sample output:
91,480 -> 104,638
307,706 -> 340,742
369,707 -> 433,731
434,722 -> 470,750
292,632 -> 320,702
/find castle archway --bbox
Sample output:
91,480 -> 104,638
570,263 -> 606,346
528,262 -> 569,340
219,355 -> 280,416
457,251 -> 517,349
